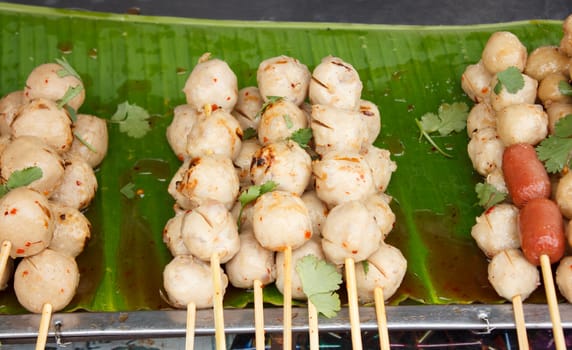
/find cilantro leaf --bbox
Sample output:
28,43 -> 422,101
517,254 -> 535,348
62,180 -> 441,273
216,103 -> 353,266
56,85 -> 83,109
237,181 -> 278,228
55,57 -> 82,81
289,128 -> 313,149
362,260 -> 370,275
283,114 -> 293,129
242,127 -> 257,140
418,113 -> 440,133
296,255 -> 342,318
558,80 -> 572,96
415,102 -> 468,158
0,166 -> 43,198
475,182 -> 507,209
537,135 -> 572,173
120,182 -> 136,199
554,114 -> 572,138
111,101 -> 152,138
255,96 -> 283,119
494,67 -> 524,94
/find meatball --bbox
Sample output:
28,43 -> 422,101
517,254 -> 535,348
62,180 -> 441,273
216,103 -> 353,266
67,114 -> 109,168
226,230 -> 276,289
24,62 -> 85,111
234,139 -> 261,187
466,103 -> 496,137
489,73 -> 538,112
488,249 -> 540,301
309,56 -> 362,111
524,46 -> 570,81
311,104 -> 368,156
168,158 -> 197,210
300,191 -> 328,237
467,128 -> 504,176
48,203 -> 91,258
0,90 -> 24,136
461,61 -> 493,103
257,55 -> 311,106
257,98 -> 307,146
162,213 -> 190,257
50,156 -> 98,210
230,200 -> 255,232
231,87 -> 264,131
547,103 -> 572,134
485,168 -> 508,194
363,193 -> 395,240
556,256 -> 572,303
359,100 -> 382,144
471,204 -> 520,257
556,171 -> 572,219
186,109 -> 242,161
537,73 -> 572,108
14,248 -> 80,313
362,145 -> 396,193
496,104 -> 548,146
481,32 -> 527,74
166,105 -> 200,161
559,15 -> 572,57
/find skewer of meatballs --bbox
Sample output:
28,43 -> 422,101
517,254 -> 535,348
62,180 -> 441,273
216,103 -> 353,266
0,59 -> 108,348
164,53 -> 405,349
463,16 -> 572,350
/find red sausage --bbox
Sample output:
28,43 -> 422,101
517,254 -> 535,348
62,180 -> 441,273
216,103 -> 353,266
518,197 -> 565,265
502,143 -> 550,208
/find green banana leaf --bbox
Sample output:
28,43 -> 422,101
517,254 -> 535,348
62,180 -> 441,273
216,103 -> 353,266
0,2 -> 564,314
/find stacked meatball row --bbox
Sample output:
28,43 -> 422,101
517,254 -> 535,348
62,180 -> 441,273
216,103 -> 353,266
162,52 -> 406,309
462,16 -> 572,303
0,62 -> 108,313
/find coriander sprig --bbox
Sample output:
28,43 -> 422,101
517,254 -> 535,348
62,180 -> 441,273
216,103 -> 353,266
0,167 -> 43,197
110,101 -> 152,138
236,181 -> 278,229
475,182 -> 507,209
415,102 -> 468,158
296,254 -> 342,318
536,114 -> 572,173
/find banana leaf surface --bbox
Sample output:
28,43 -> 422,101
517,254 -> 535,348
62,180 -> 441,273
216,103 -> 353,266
0,2 -> 564,314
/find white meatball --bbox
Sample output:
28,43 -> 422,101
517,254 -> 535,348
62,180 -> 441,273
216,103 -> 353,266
559,15 -> 572,56
0,91 -> 24,136
355,243 -> 407,303
14,248 -> 80,313
0,188 -> 54,258
186,109 -> 242,161
481,32 -> 527,74
461,61 -> 493,103
168,158 -> 196,210
24,63 -> 85,111
467,128 -> 504,176
362,145 -> 396,193
556,172 -> 572,219
524,46 -> 570,81
556,256 -> 572,303
490,73 -> 538,112
48,203 -> 91,258
166,105 -> 200,161
322,200 -> 382,265
162,213 -> 190,256
537,73 -> 572,108
163,255 -> 228,309
257,55 -> 311,106
226,230 -> 276,289
0,135 -> 11,156
183,55 -> 238,111
250,140 -> 312,196
12,98 -> 73,153
486,168 -> 508,194
311,104 -> 368,156
313,151 -> 376,208
301,191 -> 328,236
67,114 -> 108,168
252,191 -> 313,251
547,103 -> 572,135
181,201 -> 240,263
471,204 -> 520,258
231,200 -> 255,232
176,155 -> 239,209
488,249 -> 540,301
276,238 -> 325,300
234,139 -> 261,187
50,156 -> 97,210
496,104 -> 548,146
1,136 -> 65,196
363,193 -> 395,240
466,103 -> 495,137
359,99 -> 382,144
231,87 -> 263,131
309,56 -> 362,111
257,98 -> 307,146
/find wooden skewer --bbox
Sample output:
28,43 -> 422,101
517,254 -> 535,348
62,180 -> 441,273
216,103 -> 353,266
308,299 -> 319,350
210,253 -> 226,350
511,294 -> 529,350
253,279 -> 265,350
540,254 -> 566,350
345,258 -> 363,350
283,246 -> 292,350
36,303 -> 52,350
374,287 -> 390,350
185,302 -> 196,350
0,240 -> 12,284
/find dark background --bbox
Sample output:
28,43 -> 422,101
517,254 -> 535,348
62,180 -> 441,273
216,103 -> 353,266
4,0 -> 572,24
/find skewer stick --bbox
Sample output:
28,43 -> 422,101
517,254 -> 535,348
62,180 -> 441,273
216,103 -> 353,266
308,299 -> 319,350
511,294 -> 529,350
283,246 -> 292,350
540,254 -> 565,350
185,302 -> 196,350
345,258 -> 363,350
35,303 -> 52,350
210,253 -> 226,350
253,279 -> 265,350
374,287 -> 390,350
0,240 -> 11,284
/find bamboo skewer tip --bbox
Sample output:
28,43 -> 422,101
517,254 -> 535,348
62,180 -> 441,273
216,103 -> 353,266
283,246 -> 293,350
185,302 -> 196,350
210,253 -> 226,350
511,294 -> 529,350
374,287 -> 390,350
344,258 -> 363,350
253,279 -> 265,350
35,303 -> 53,350
539,254 -> 565,350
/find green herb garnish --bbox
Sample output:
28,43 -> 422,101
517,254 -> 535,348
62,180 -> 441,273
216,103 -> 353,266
494,67 -> 524,94
255,96 -> 283,119
120,182 -> 136,199
283,114 -> 293,129
558,80 -> 572,96
475,182 -> 507,209
296,254 -> 342,318
242,127 -> 257,140
415,102 -> 468,158
237,181 -> 278,229
289,128 -> 313,149
110,101 -> 152,138
56,85 -> 83,110
73,132 -> 97,153
0,167 -> 43,197
55,57 -> 82,81
536,114 -> 572,173
362,260 -> 370,275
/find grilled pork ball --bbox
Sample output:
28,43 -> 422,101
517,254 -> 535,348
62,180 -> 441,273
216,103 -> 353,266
489,73 -> 538,112
537,73 -> 572,107
496,104 -> 548,146
166,105 -> 199,161
250,140 -> 312,196
48,203 -> 91,258
524,46 -> 570,81
471,204 -> 520,258
481,31 -> 527,74
231,200 -> 255,231
321,200 -> 382,265
301,191 -> 328,237
486,168 -> 508,194
163,255 -> 228,309
359,99 -> 382,144
556,256 -> 572,303
362,145 -> 396,193
355,242 -> 407,303
68,114 -> 108,168
257,55 -> 311,106
24,63 -> 85,111
1,136 -> 65,196
234,139 -> 261,187
181,201 -> 240,264
50,156 -> 97,210
183,54 -> 238,111
488,249 -> 540,301
276,238 -> 325,300
309,56 -> 362,111
0,90 -> 24,135
252,190 -> 313,251
12,98 -> 73,153
556,171 -> 572,219
311,104 -> 368,156
162,213 -> 190,257
257,98 -> 307,146
467,128 -> 504,176
466,103 -> 496,136
186,109 -> 242,160
559,15 -> 572,56
14,248 -> 80,313
231,87 -> 264,131
168,158 -> 196,210
363,193 -> 395,240
226,230 -> 276,289
547,103 -> 572,134
461,61 -> 493,103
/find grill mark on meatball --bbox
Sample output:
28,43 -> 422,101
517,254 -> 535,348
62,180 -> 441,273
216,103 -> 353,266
331,61 -> 352,71
311,119 -> 334,130
311,76 -> 329,90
